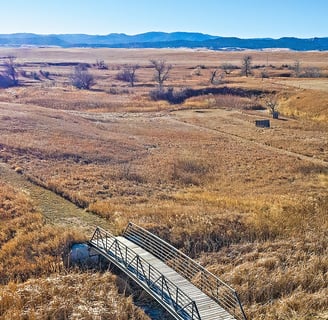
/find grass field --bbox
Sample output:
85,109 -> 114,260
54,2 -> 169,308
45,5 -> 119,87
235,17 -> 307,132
0,48 -> 327,319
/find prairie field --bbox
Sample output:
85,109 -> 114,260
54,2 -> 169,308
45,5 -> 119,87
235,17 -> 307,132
0,48 -> 327,319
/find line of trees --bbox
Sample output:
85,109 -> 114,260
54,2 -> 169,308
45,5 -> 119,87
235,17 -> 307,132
1,55 -> 323,91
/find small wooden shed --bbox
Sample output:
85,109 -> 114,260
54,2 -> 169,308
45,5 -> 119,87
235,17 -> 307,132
255,119 -> 270,128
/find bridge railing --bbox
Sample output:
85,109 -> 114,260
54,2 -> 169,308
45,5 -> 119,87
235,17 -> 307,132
123,222 -> 247,320
88,226 -> 201,320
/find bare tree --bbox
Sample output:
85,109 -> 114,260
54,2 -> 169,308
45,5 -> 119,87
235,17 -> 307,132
70,64 -> 95,89
264,94 -> 279,118
116,64 -> 139,87
293,60 -> 301,77
241,55 -> 253,77
150,59 -> 172,90
209,69 -> 225,85
3,56 -> 18,86
209,69 -> 218,84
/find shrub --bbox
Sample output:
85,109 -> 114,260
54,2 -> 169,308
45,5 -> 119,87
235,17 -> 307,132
95,59 -> 108,70
149,87 -> 189,104
172,158 -> 211,186
32,72 -> 40,80
70,64 -> 95,90
300,67 -> 321,78
116,65 -> 139,87
150,86 -> 265,105
39,69 -> 51,79
0,74 -> 15,88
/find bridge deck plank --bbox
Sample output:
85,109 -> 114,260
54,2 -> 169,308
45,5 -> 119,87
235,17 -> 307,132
115,236 -> 235,320
89,235 -> 236,320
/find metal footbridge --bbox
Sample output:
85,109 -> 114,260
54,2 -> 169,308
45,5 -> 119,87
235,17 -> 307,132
87,223 -> 247,320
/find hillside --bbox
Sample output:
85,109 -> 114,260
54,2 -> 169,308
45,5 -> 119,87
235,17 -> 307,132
1,32 -> 328,50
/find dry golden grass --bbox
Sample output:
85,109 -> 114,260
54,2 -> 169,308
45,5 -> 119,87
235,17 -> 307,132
279,88 -> 328,121
201,237 -> 328,320
0,182 -> 149,319
0,272 -> 149,320
0,48 -> 327,319
0,182 -> 85,283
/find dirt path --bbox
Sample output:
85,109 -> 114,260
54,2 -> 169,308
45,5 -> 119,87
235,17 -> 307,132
169,112 -> 328,168
0,162 -> 171,319
0,162 -> 111,234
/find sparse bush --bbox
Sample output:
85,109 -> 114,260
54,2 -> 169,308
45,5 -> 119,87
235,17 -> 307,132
76,63 -> 90,70
150,86 -> 264,105
95,59 -> 108,70
221,63 -> 240,74
70,64 -> 95,89
32,71 -> 40,80
172,158 -> 211,186
149,87 -> 189,104
260,70 -> 269,79
116,163 -> 146,183
116,64 -> 139,87
191,67 -> 202,76
39,69 -> 51,79
300,66 -> 321,78
108,87 -> 130,95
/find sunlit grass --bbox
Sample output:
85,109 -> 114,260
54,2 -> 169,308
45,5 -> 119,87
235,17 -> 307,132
0,48 -> 327,319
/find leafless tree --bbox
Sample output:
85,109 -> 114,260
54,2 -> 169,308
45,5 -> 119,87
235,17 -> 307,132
209,69 -> 225,85
241,55 -> 253,77
264,94 -> 279,118
293,60 -> 301,77
150,59 -> 172,90
3,56 -> 18,86
116,64 -> 139,87
70,64 -> 95,89
209,69 -> 218,84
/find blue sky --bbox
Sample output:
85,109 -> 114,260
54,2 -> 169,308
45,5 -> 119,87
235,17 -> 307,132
2,0 -> 327,38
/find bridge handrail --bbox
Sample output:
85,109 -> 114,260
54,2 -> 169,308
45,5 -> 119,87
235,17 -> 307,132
88,226 -> 201,320
123,222 -> 247,320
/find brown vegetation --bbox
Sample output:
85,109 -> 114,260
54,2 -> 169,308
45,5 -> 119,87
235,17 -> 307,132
0,182 -> 149,319
0,48 -> 327,319
0,272 -> 149,320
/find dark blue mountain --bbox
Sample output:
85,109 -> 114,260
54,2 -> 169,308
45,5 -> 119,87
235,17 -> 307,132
0,32 -> 327,51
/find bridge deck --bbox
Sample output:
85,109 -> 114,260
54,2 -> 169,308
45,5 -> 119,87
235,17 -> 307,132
89,233 -> 235,320
117,236 -> 235,320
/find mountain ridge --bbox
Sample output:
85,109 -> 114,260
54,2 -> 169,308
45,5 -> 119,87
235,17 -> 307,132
0,32 -> 327,51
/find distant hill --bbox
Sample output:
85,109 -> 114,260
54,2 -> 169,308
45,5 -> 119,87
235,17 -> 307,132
0,32 -> 327,51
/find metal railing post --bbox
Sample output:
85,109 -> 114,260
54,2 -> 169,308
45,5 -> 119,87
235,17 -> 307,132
88,225 -> 245,320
